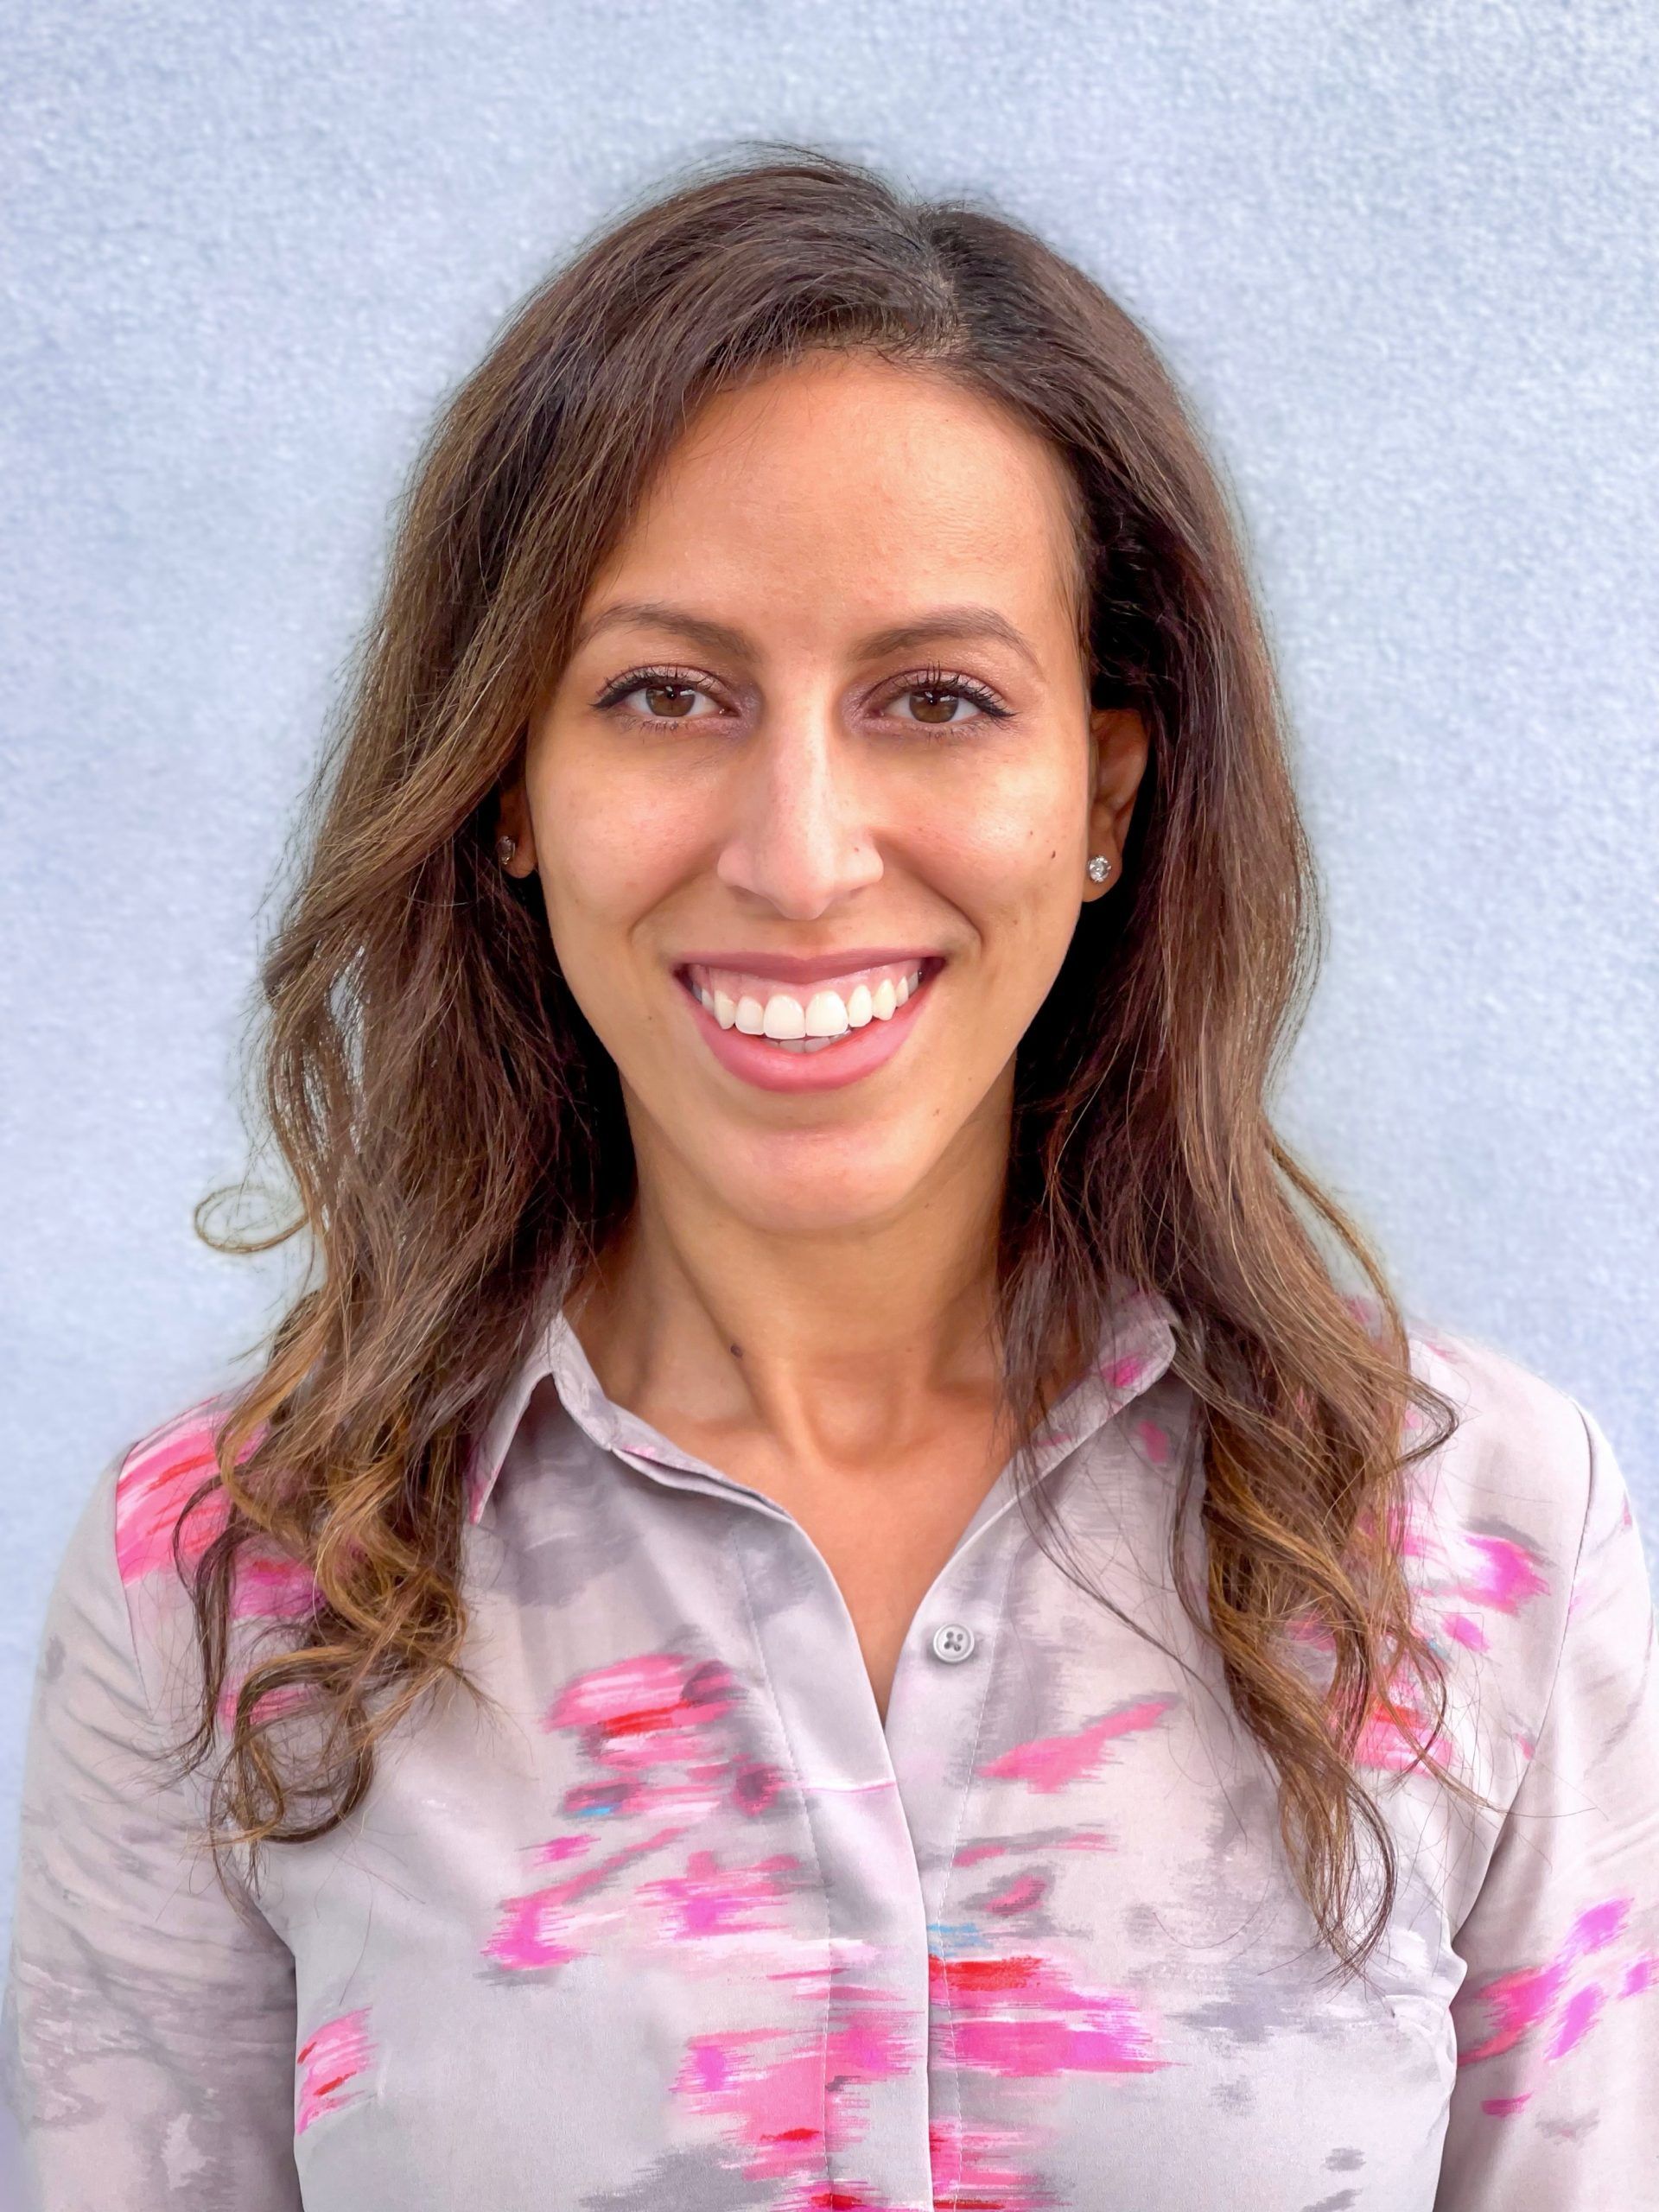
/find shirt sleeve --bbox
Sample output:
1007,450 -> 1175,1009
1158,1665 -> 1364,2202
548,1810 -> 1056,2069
1,1446 -> 303,2211
1434,1399 -> 1659,2209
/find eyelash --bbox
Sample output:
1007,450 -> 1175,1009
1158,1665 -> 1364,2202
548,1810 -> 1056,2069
591,662 -> 1013,735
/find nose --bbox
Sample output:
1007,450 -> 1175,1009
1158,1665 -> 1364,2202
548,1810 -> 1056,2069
714,697 -> 885,918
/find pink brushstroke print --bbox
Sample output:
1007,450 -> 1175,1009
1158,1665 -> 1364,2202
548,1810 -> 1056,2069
484,1823 -> 692,1971
1454,1531 -> 1550,1614
230,1550 -> 321,1619
640,1848 -> 804,1941
930,2113 -> 1055,2212
977,1694 -> 1178,1794
295,2007 -> 374,2134
1286,1482 -> 1558,1773
980,1871 -> 1050,1916
116,1407 -> 315,1607
117,1408 -> 326,1731
114,1406 -> 243,1583
553,1652 -> 786,1826
1100,1354 -> 1147,1392
484,1650 -> 801,1974
215,1548 -> 329,1726
216,1675 -> 315,1733
1352,1669 -> 1456,1774
954,1832 -> 1112,1869
926,1936 -> 1169,2207
1132,1416 -> 1173,1466
1456,1892 -> 1659,2108
932,1951 -> 1166,2079
672,1971 -> 917,2206
1441,1611 -> 1490,1655
483,1649 -> 925,2202
1355,1490 -> 1553,1632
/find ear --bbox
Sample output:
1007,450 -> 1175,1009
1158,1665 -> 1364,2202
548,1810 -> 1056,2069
1084,707 -> 1150,899
494,772 -> 538,878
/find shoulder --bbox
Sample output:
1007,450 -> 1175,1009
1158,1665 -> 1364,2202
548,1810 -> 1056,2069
80,1395 -> 309,1727
1400,1311 -> 1652,1656
1405,1315 -> 1595,1522
24,1399 -> 232,1749
1381,1312 -> 1622,1780
111,1396 -> 238,1586
1399,1314 -> 1606,1600
1335,1297 -> 1601,1592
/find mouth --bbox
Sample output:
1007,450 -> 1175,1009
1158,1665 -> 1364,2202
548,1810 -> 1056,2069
674,956 -> 944,1051
669,954 -> 945,1091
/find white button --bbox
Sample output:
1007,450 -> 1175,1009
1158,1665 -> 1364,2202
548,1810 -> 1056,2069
931,1622 -> 976,1663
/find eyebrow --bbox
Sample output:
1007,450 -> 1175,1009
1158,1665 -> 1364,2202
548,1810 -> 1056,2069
571,599 -> 1043,675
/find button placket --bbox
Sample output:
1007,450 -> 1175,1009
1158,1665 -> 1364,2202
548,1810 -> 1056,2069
727,1514 -> 936,2212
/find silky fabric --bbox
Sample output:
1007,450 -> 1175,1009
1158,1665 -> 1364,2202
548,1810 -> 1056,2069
4,1287 -> 1657,2209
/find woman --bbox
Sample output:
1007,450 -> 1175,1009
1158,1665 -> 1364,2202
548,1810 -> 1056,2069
5,147 -> 1656,2211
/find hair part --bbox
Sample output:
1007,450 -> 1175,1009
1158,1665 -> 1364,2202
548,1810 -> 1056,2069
173,140 -> 1489,1983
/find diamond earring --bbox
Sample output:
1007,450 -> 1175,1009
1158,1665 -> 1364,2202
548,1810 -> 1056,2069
497,834 -> 517,865
1087,854 -> 1112,883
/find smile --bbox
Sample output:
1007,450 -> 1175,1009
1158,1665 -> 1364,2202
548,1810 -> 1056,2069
681,958 -> 931,1051
671,956 -> 944,1092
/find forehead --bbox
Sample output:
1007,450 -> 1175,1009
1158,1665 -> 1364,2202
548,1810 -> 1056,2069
587,352 -> 1084,641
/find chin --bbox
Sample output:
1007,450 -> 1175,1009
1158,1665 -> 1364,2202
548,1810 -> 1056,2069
702,1128 -> 943,1237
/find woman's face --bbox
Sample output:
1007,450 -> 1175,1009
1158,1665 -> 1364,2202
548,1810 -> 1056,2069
502,352 -> 1148,1236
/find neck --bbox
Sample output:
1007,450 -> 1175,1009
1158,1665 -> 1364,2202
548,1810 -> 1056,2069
569,1085 -> 1013,1471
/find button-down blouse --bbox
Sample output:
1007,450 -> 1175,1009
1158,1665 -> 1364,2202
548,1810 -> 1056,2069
4,1287 -> 1658,2209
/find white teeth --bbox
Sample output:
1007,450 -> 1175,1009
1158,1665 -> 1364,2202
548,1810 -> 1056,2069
689,963 -> 931,1047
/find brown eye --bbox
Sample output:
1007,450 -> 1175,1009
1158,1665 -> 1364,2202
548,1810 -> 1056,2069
644,683 -> 698,719
907,687 -> 964,726
880,667 -> 1010,733
594,670 -> 724,724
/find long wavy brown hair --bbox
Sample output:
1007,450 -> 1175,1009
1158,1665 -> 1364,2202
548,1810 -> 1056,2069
174,141 -> 1490,1982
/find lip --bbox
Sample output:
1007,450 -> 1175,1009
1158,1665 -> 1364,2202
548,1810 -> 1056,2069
671,946 -> 942,986
672,956 -> 944,1094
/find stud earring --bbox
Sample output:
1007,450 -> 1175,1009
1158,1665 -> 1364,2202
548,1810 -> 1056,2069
1087,854 -> 1112,883
496,834 -> 517,865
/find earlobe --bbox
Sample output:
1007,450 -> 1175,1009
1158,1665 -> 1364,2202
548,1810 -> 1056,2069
1083,707 -> 1149,896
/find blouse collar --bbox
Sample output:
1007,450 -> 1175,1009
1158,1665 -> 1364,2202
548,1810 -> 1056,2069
465,1277 -> 1179,1527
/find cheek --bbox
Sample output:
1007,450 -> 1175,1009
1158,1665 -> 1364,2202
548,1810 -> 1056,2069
919,756 -> 1085,945
534,754 -> 701,945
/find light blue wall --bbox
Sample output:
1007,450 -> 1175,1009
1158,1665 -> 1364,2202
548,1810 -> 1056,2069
3,1 -> 1655,1958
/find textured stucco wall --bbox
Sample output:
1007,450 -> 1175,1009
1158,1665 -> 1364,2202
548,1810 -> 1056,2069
2,0 -> 1655,1957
